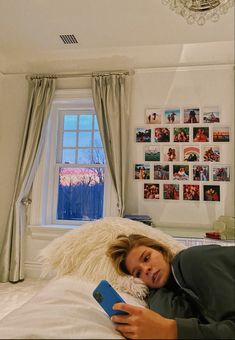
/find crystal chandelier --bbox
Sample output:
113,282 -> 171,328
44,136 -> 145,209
162,0 -> 234,25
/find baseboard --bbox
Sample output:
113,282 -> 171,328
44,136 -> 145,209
24,261 -> 54,279
24,261 -> 42,279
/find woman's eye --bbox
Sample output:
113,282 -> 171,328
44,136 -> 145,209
144,254 -> 150,262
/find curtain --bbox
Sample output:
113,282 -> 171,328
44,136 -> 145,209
91,73 -> 131,216
0,77 -> 56,282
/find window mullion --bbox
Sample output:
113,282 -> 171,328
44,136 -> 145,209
76,114 -> 79,163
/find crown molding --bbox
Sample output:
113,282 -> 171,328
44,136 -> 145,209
135,63 -> 235,73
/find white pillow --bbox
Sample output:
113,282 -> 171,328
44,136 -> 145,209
39,217 -> 185,299
0,276 -> 147,339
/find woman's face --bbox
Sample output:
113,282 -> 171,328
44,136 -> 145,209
125,246 -> 171,289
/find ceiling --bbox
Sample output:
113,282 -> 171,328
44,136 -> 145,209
0,0 -> 234,74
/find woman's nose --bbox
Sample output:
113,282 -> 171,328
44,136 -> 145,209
143,265 -> 151,276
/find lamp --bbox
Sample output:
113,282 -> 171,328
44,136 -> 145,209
162,0 -> 234,25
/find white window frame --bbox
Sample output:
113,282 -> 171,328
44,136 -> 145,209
29,89 -> 118,228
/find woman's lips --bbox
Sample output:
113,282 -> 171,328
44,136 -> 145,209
152,270 -> 160,284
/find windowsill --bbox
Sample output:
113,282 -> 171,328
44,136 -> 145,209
27,224 -> 80,240
27,222 -> 212,240
27,223 -> 234,244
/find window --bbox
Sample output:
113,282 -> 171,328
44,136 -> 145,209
56,111 -> 105,221
30,89 -> 117,227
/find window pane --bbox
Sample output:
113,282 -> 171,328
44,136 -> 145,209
63,132 -> 76,147
62,149 -> 76,163
93,131 -> 102,147
57,167 -> 104,221
78,132 -> 92,147
77,149 -> 92,164
79,115 -> 93,130
94,115 -> 99,130
64,115 -> 77,130
93,148 -> 105,164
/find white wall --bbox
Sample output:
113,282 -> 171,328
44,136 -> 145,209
0,64 -> 234,278
126,65 -> 234,233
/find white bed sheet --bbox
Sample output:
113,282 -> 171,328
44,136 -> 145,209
0,276 -> 147,339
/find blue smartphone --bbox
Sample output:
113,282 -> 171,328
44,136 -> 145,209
93,279 -> 127,318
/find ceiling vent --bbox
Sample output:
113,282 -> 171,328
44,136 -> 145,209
59,34 -> 78,44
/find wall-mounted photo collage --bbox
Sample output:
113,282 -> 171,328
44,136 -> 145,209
135,106 -> 231,202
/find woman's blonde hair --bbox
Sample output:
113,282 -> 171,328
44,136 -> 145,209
106,233 -> 174,276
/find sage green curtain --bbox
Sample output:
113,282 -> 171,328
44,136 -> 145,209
0,77 -> 56,282
91,73 -> 131,216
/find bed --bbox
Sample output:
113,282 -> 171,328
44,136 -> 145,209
0,217 -> 185,339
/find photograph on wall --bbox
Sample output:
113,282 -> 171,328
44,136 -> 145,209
163,146 -> 179,162
183,146 -> 200,162
145,109 -> 162,124
173,165 -> 189,180
144,183 -> 160,199
203,185 -> 220,202
163,184 -> 179,200
134,163 -> 150,179
193,127 -> 209,142
144,145 -> 160,161
183,107 -> 200,124
163,108 -> 180,124
212,127 -> 230,142
202,106 -> 220,123
212,165 -> 230,182
193,165 -> 209,181
154,128 -> 170,142
154,164 -> 169,180
202,145 -> 220,162
173,127 -> 189,142
183,184 -> 200,201
136,128 -> 151,143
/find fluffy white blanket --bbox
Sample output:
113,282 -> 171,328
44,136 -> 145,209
39,217 -> 185,299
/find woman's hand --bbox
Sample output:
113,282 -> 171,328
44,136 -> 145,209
112,303 -> 177,339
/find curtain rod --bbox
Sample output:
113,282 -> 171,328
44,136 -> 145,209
25,69 -> 134,80
2,64 -> 233,78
